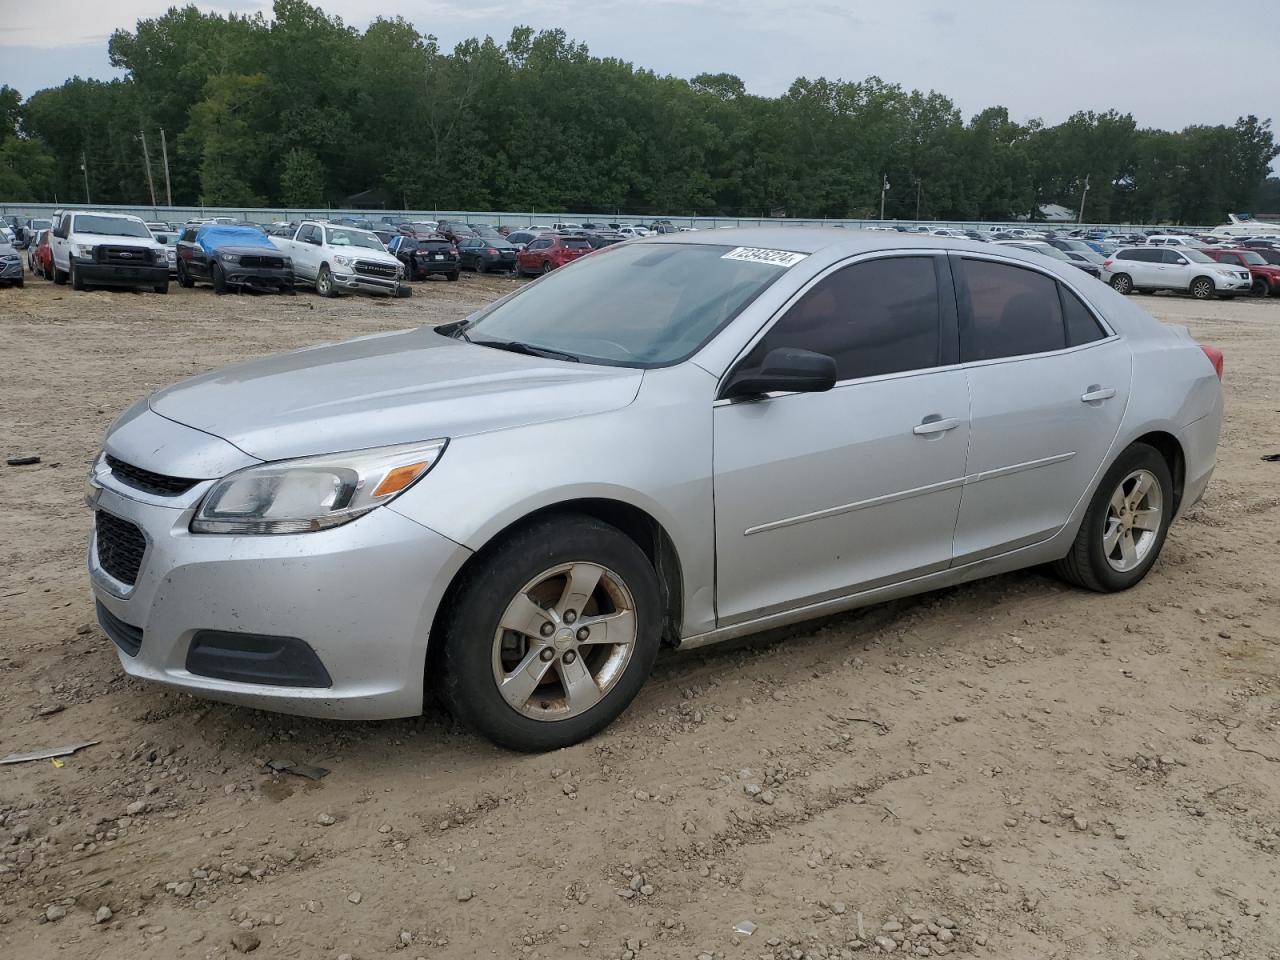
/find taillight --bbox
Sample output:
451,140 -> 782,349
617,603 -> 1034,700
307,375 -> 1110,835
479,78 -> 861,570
1102,259 -> 1113,269
1200,344 -> 1224,379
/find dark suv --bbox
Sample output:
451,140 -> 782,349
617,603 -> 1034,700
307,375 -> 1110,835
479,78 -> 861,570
176,224 -> 294,294
387,235 -> 460,281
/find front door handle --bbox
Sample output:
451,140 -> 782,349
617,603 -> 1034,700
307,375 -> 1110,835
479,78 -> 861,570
1081,386 -> 1116,403
913,416 -> 962,436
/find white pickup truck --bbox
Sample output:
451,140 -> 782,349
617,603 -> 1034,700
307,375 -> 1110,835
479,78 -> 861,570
49,210 -> 169,293
273,221 -> 403,297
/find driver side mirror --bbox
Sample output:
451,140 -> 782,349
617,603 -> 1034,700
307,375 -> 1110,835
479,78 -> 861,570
721,348 -> 838,401
1174,257 -> 1188,265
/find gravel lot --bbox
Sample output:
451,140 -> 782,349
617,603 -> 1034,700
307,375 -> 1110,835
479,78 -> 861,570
1,276 -> 1278,960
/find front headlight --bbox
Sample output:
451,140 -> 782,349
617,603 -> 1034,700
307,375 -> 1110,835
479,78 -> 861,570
190,439 -> 447,535
220,253 -> 241,263
73,243 -> 96,258
333,254 -> 353,267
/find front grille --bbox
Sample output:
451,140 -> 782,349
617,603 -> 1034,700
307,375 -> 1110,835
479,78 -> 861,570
355,260 -> 398,278
105,454 -> 199,497
95,511 -> 147,586
239,254 -> 285,269
97,245 -> 155,266
96,601 -> 142,657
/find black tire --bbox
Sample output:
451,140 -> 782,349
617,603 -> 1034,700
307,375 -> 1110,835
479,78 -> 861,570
541,260 -> 553,275
1109,273 -> 1132,295
1052,442 -> 1174,593
316,264 -> 337,297
70,257 -> 85,290
152,281 -> 168,295
212,263 -> 228,295
1190,276 -> 1214,300
447,270 -> 459,282
439,514 -> 662,751
1250,278 -> 1268,298
395,283 -> 412,299
53,263 -> 67,285
14,278 -> 22,289
176,261 -> 194,288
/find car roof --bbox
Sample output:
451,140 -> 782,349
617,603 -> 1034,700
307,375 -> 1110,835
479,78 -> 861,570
638,226 -> 1028,257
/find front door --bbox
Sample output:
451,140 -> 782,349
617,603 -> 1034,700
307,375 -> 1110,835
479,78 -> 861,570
950,255 -> 1130,563
713,254 -> 970,626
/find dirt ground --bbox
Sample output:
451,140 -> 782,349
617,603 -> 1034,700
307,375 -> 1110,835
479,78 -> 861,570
1,273 -> 1278,960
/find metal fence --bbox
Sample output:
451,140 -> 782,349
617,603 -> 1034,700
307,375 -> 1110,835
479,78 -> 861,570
0,201 -> 1209,235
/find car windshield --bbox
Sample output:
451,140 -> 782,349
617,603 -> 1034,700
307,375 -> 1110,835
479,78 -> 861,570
1181,249 -> 1214,264
1238,251 -> 1266,265
458,243 -> 794,368
31,219 -> 51,230
482,239 -> 513,249
326,228 -> 384,250
73,215 -> 152,239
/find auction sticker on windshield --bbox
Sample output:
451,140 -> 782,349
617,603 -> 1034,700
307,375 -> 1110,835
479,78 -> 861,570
721,247 -> 808,267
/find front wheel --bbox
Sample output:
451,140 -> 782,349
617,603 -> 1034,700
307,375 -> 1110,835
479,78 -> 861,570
176,261 -> 194,288
70,257 -> 85,290
316,265 -> 337,297
1250,278 -> 1268,298
439,515 -> 662,751
1109,273 -> 1132,295
1052,442 -> 1174,593
152,281 -> 169,295
1190,276 -> 1214,300
53,263 -> 67,285
541,260 -> 553,275
212,263 -> 228,295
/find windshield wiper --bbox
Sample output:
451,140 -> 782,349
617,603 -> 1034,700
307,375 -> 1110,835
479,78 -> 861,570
473,338 -> 580,362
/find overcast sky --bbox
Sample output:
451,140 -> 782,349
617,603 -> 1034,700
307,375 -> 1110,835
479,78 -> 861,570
3,0 -> 1277,137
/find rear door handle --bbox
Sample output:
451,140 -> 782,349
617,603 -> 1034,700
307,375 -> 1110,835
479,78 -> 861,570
913,416 -> 962,436
1081,386 -> 1116,403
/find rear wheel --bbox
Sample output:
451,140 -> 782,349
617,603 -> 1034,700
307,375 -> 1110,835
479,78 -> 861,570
1190,276 -> 1214,300
1109,273 -> 1132,295
1052,442 -> 1174,593
447,270 -> 459,282
439,514 -> 662,751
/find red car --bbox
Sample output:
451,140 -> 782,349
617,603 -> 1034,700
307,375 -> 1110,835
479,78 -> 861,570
515,234 -> 593,276
29,229 -> 52,279
1201,248 -> 1280,297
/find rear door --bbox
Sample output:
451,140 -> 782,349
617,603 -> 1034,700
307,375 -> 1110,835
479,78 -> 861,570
950,255 -> 1130,563
713,254 -> 970,624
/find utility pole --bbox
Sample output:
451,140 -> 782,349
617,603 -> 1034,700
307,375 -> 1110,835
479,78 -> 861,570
80,151 -> 90,204
915,180 -> 922,221
140,128 -> 157,207
159,129 -> 173,206
880,174 -> 889,221
1077,174 -> 1090,224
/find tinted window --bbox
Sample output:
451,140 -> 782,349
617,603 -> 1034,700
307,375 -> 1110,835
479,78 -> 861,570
1160,249 -> 1187,265
564,239 -> 592,249
1060,286 -> 1106,347
960,259 -> 1064,361
745,256 -> 940,382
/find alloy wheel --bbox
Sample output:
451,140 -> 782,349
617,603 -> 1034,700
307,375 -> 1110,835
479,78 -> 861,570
1111,275 -> 1131,295
1191,278 -> 1213,300
490,561 -> 638,721
1102,469 -> 1163,573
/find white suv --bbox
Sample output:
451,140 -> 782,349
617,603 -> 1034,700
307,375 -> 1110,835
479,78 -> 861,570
1102,247 -> 1251,300
49,211 -> 169,293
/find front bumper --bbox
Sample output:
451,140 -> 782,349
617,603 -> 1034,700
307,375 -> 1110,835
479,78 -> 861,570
1216,276 -> 1251,292
331,269 -> 399,295
78,262 -> 168,287
87,461 -> 471,720
222,265 -> 294,291
0,260 -> 22,281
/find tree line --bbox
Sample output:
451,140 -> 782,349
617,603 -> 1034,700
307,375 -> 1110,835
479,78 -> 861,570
1,0 -> 1277,224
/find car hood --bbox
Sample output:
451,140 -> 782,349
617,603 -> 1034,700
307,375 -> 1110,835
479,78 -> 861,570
146,327 -> 644,461
201,243 -> 282,256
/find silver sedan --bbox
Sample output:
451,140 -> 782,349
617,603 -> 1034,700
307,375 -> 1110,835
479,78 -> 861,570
87,230 -> 1224,751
